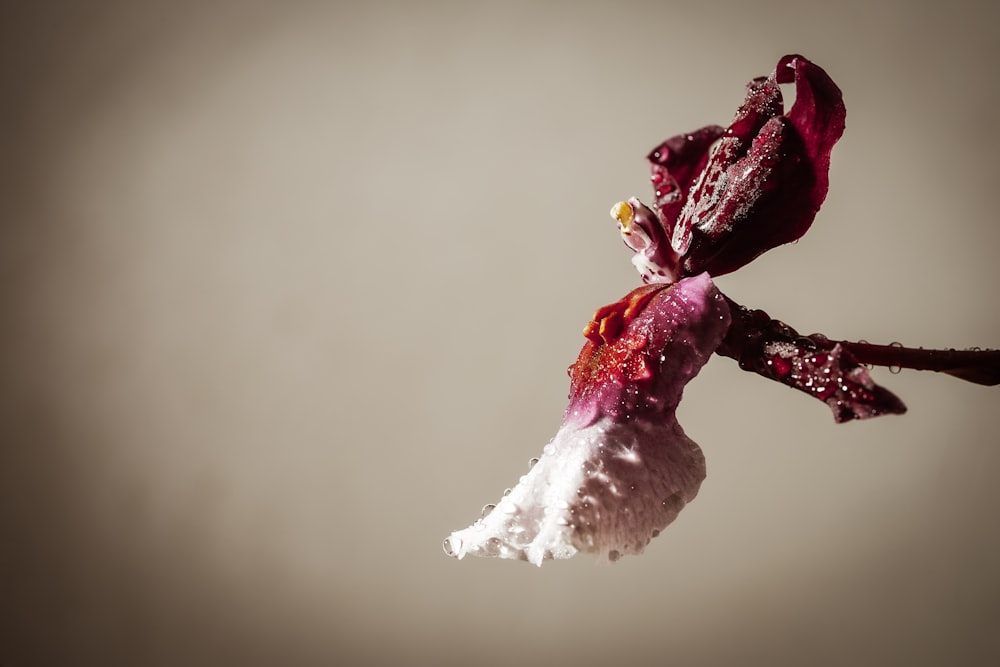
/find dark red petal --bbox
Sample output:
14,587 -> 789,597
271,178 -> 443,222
776,53 -> 847,197
679,55 -> 846,277
727,75 -> 784,138
647,125 -> 725,233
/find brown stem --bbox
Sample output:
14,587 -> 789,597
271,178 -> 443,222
837,341 -> 1000,386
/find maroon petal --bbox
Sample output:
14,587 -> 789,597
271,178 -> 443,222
677,55 -> 846,277
717,297 -> 906,423
775,53 -> 847,204
646,125 -> 725,239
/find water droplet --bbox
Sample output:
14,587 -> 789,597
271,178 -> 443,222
502,488 -> 512,497
889,341 -> 903,374
442,536 -> 461,557
661,494 -> 684,511
486,537 -> 502,551
527,457 -> 539,471
481,503 -> 496,518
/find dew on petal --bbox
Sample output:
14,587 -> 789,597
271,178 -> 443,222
442,536 -> 461,558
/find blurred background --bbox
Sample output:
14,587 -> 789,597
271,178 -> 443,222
2,1 -> 998,665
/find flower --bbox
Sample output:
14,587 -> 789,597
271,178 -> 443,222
445,55 -> 999,566
619,54 -> 846,283
444,274 -> 729,565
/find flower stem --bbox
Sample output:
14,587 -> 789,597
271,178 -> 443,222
718,294 -> 1000,386
836,341 -> 1000,386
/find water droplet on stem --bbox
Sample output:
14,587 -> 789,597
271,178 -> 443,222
889,341 -> 903,374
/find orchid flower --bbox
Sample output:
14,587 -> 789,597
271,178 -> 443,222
444,55 -> 999,566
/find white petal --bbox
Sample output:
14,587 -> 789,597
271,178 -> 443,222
444,415 -> 705,566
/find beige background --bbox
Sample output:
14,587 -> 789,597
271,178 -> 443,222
2,1 -> 999,665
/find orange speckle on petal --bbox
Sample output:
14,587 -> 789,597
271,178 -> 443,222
584,284 -> 664,346
570,284 -> 669,402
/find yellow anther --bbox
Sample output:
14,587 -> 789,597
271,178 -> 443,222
610,200 -> 634,231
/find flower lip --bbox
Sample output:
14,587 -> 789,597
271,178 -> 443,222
444,274 -> 731,565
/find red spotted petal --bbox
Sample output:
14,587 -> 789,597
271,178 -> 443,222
717,297 -> 906,422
